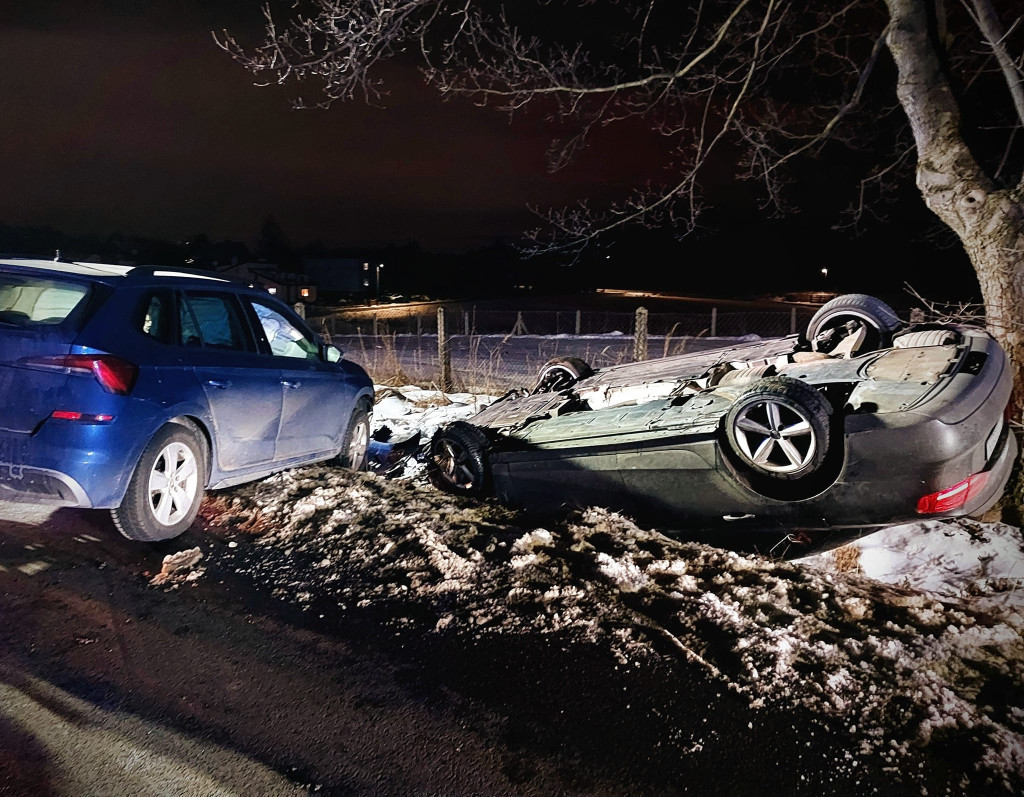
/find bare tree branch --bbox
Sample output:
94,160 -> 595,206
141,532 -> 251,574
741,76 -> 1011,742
218,2 -> 1022,257
963,0 -> 1024,134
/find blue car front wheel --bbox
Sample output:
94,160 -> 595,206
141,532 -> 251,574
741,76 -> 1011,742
336,404 -> 371,471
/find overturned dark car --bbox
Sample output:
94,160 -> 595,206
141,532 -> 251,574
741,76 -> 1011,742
426,294 -> 1016,531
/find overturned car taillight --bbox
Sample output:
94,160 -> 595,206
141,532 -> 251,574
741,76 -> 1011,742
26,354 -> 138,395
916,472 -> 989,514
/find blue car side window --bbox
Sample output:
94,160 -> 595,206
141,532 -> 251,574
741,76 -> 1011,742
140,292 -> 173,343
250,300 -> 320,361
180,292 -> 253,352
179,296 -> 202,347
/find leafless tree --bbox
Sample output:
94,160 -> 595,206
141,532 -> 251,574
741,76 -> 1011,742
217,0 -> 1024,414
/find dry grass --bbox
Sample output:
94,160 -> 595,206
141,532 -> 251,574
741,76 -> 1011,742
344,322 -> 722,393
828,544 -> 863,574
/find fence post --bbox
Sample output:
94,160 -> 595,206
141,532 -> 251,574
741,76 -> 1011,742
634,307 -> 649,362
511,311 -> 528,335
575,309 -> 582,336
790,306 -> 797,335
437,308 -> 453,392
463,311 -> 470,336
710,307 -> 718,337
372,313 -> 379,337
416,315 -> 422,339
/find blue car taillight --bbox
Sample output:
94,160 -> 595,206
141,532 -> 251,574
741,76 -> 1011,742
25,354 -> 138,395
51,410 -> 115,422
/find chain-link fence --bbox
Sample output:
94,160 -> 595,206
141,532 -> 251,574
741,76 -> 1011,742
312,305 -> 818,392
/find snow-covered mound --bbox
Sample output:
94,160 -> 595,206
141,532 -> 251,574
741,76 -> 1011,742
201,467 -> 1024,792
801,521 -> 1024,609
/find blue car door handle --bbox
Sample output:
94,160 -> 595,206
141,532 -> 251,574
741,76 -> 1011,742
206,379 -> 232,389
281,380 -> 302,389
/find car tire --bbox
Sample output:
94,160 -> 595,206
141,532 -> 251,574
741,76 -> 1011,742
805,294 -> 901,355
427,421 -> 491,497
336,403 -> 371,470
111,422 -> 207,542
724,376 -> 831,481
533,356 -> 594,393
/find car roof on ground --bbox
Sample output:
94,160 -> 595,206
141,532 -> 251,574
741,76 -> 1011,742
0,258 -> 239,286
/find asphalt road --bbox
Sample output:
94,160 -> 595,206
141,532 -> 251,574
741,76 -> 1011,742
0,503 -> 578,795
0,499 -> 990,796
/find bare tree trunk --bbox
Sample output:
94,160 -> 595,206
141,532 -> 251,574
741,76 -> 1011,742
885,0 -> 1024,420
965,198 -> 1024,419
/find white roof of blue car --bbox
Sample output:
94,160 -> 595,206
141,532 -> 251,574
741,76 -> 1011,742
0,258 -> 229,282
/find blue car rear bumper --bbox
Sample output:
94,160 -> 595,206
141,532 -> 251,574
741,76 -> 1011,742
0,411 -> 158,509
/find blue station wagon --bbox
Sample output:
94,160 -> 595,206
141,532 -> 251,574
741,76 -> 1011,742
0,258 -> 373,541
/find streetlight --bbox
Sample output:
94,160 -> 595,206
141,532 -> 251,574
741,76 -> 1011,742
376,263 -> 384,301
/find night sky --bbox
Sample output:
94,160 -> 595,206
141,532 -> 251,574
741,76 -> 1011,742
0,1 -> 669,252
0,1 -> 990,302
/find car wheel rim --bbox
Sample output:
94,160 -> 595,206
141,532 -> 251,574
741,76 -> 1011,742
436,439 -> 476,489
815,311 -> 880,353
148,441 -> 199,526
349,419 -> 369,465
733,399 -> 816,474
536,365 -> 577,392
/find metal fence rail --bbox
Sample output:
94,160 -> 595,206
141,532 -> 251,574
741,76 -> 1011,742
313,305 -> 818,393
316,307 -> 817,338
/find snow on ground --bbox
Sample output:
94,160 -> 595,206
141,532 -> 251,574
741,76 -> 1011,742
192,386 -> 1024,792
369,386 -> 498,478
371,385 -> 496,444
801,521 -> 1024,609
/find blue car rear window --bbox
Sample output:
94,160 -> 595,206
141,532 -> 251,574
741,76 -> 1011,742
0,274 -> 90,327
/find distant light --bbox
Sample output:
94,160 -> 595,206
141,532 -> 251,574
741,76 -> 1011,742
363,262 -> 369,270
184,258 -> 194,264
821,267 -> 828,276
300,288 -> 310,298
267,287 -> 277,295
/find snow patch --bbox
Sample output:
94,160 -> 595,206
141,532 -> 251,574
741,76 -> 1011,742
150,548 -> 204,587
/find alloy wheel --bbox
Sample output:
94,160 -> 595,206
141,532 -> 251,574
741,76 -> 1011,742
436,439 -> 477,489
148,441 -> 199,526
731,399 -> 817,475
348,417 -> 369,467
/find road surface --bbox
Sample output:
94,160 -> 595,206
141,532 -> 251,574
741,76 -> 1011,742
0,499 -> 979,796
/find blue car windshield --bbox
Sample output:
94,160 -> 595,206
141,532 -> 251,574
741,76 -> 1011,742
0,274 -> 91,328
